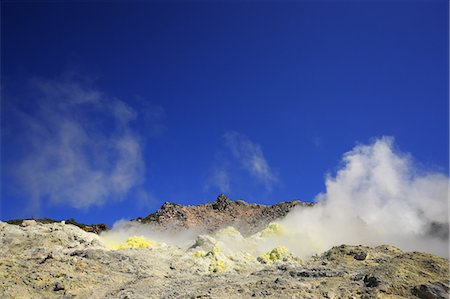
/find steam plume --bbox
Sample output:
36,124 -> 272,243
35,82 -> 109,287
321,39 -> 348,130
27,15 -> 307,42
103,137 -> 449,259
281,137 -> 449,257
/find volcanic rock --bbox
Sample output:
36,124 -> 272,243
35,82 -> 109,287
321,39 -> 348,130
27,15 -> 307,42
138,194 -> 313,235
412,282 -> 449,299
0,220 -> 449,298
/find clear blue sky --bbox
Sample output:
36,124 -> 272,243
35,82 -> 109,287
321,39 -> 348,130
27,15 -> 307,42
1,1 -> 448,226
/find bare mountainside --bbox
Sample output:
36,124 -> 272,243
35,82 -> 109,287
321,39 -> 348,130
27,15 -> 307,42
137,194 -> 314,235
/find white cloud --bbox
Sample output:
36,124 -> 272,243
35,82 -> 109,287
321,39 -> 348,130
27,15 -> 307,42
134,188 -> 159,210
210,168 -> 231,194
10,77 -> 154,211
280,137 -> 449,258
223,131 -> 278,191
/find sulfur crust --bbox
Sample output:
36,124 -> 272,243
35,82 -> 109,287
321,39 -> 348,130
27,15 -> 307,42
209,259 -> 227,273
193,250 -> 206,258
258,223 -> 285,238
112,236 -> 153,250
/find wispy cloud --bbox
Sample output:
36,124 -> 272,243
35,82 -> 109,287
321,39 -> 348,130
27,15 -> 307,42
223,131 -> 277,190
205,132 -> 278,195
8,76 -> 157,211
207,131 -> 278,193
134,188 -> 159,210
208,168 -> 231,194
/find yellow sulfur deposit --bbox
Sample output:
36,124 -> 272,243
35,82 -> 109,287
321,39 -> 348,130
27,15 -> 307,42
262,246 -> 289,262
259,223 -> 285,238
112,236 -> 153,250
193,250 -> 206,258
212,246 -> 221,255
209,259 -> 227,273
213,226 -> 243,239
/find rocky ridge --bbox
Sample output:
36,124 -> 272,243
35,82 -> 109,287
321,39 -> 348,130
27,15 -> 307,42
137,194 -> 314,235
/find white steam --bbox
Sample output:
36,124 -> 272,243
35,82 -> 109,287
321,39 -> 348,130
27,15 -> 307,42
100,220 -> 201,249
281,137 -> 449,257
103,137 -> 449,259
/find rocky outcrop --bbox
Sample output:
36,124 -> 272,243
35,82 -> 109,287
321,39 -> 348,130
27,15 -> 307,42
137,194 -> 314,235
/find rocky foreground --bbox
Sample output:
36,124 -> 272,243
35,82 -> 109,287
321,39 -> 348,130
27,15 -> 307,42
0,222 -> 448,298
1,196 -> 449,299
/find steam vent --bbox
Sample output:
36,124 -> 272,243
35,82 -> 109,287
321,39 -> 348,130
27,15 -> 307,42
1,194 -> 448,298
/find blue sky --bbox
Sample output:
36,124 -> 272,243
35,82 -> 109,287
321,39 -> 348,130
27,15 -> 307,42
1,1 -> 448,227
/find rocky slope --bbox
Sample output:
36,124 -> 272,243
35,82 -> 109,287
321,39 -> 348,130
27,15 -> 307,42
5,193 -> 307,236
6,218 -> 109,234
1,218 -> 449,299
137,194 -> 314,235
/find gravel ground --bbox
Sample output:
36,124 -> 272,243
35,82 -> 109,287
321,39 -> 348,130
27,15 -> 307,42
0,221 -> 448,299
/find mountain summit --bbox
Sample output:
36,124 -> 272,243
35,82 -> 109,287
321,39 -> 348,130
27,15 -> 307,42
137,194 -> 314,235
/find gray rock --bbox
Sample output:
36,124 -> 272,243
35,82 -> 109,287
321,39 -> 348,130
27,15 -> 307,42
412,282 -> 449,299
212,194 -> 233,211
277,265 -> 288,271
352,273 -> 365,281
21,220 -> 37,227
354,251 -> 367,261
257,256 -> 267,264
363,275 -> 380,288
54,282 -> 65,292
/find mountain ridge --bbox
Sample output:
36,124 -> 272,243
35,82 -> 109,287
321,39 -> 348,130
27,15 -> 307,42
135,194 -> 315,235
